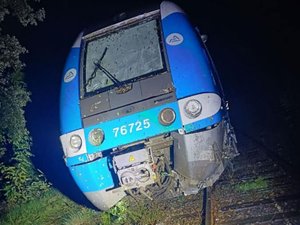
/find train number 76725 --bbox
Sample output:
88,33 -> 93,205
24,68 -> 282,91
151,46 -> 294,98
112,119 -> 151,138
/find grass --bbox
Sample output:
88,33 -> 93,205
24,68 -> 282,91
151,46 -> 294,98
120,200 -> 166,225
62,207 -> 102,225
0,189 -> 84,225
0,188 -> 166,225
235,176 -> 268,192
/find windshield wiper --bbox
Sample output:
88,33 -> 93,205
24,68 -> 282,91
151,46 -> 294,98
93,61 -> 122,87
85,47 -> 122,88
85,47 -> 132,94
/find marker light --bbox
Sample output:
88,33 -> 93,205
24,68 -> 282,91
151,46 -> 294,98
70,134 -> 82,151
184,99 -> 202,118
89,128 -> 104,146
159,108 -> 176,126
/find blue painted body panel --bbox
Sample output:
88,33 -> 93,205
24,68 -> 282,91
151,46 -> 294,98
66,154 -> 89,167
161,12 -> 216,99
184,111 -> 222,133
69,157 -> 114,192
84,101 -> 181,153
60,48 -> 82,134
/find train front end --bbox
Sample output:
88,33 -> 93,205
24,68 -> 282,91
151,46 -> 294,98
59,1 -> 238,210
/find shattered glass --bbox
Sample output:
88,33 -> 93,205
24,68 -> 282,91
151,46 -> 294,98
85,19 -> 163,93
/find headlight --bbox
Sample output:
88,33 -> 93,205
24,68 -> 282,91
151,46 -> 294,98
159,108 -> 176,126
89,128 -> 104,146
184,99 -> 202,118
69,135 -> 82,151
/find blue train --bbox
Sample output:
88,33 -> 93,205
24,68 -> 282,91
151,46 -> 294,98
59,1 -> 238,210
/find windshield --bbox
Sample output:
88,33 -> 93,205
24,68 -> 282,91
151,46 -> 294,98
84,19 -> 164,94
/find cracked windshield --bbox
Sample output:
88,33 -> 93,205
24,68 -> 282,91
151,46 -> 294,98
84,19 -> 164,93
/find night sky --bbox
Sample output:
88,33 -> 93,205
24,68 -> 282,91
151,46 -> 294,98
9,0 -> 298,207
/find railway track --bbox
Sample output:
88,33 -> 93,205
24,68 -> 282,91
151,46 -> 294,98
206,135 -> 300,225
126,132 -> 300,225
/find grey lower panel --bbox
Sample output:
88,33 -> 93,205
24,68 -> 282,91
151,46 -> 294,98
84,188 -> 126,211
82,92 -> 176,127
81,91 -> 110,118
172,122 -> 226,193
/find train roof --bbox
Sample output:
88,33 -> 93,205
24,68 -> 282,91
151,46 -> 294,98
82,2 -> 160,38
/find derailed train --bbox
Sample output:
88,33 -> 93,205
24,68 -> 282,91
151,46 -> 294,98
59,1 -> 238,210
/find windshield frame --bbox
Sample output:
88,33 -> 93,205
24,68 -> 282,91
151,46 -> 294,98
80,12 -> 167,99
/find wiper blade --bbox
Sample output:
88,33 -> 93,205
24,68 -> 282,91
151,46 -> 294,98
99,46 -> 108,62
93,62 -> 122,87
97,64 -> 133,95
85,47 -> 122,88
85,47 -> 132,94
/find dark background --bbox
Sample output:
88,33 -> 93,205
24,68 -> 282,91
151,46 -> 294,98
8,0 -> 298,207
